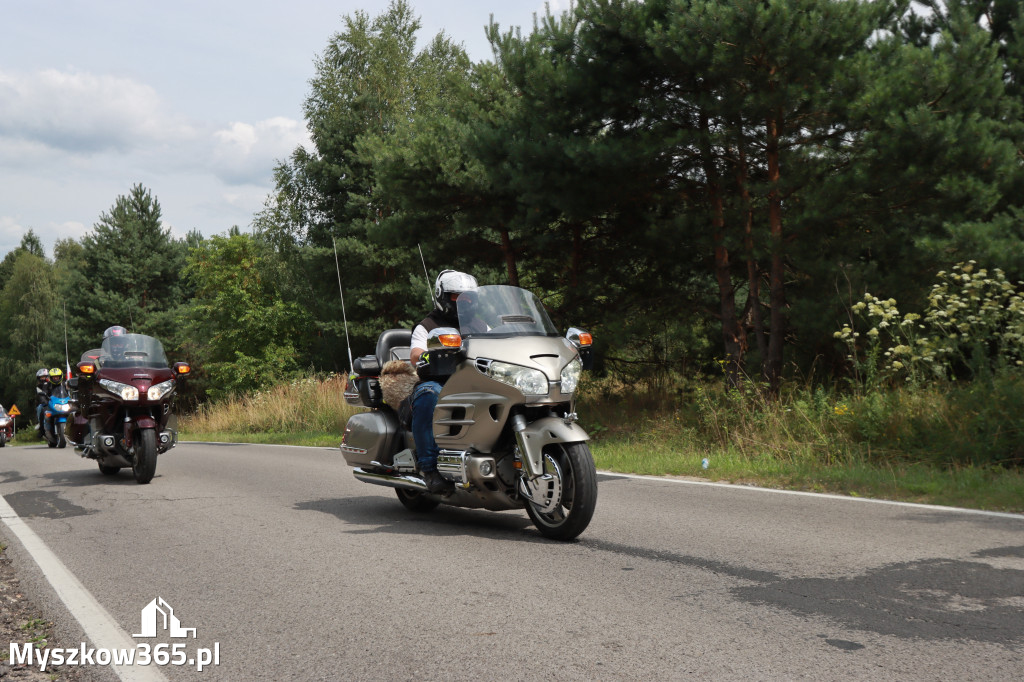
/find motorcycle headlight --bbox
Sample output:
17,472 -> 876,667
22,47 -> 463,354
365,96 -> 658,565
560,358 -> 582,394
485,361 -> 549,396
99,379 -> 139,401
148,379 -> 175,401
0,418 -> 9,427
57,403 -> 71,413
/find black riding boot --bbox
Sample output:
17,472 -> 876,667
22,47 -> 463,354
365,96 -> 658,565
422,470 -> 453,496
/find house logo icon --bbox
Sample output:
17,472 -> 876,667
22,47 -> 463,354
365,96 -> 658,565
133,597 -> 197,639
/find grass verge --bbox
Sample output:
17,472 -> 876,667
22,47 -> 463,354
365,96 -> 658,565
179,373 -> 1024,514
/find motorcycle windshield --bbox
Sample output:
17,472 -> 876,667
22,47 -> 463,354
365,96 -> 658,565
51,385 -> 70,399
457,285 -> 560,339
99,333 -> 170,369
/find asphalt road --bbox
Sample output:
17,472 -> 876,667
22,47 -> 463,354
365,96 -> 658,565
0,442 -> 1021,681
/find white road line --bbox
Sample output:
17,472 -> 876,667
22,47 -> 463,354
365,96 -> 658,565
604,472 -> 1024,520
0,495 -> 168,682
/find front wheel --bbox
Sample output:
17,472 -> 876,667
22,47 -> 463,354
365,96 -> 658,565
132,429 -> 157,484
395,487 -> 440,512
57,425 -> 66,449
524,442 -> 598,541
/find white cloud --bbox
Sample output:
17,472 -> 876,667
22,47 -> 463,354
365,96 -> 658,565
0,215 -> 90,260
0,68 -> 194,157
543,0 -> 575,15
0,216 -> 27,257
209,117 -> 310,185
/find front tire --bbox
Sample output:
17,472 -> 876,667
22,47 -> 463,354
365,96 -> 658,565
132,429 -> 157,484
395,487 -> 440,512
57,427 -> 66,449
524,442 -> 598,541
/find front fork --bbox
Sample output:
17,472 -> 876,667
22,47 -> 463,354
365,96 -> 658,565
511,413 -> 589,509
122,412 -> 159,453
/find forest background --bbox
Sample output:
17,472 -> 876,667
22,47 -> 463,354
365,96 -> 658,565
3,0 -> 1024,500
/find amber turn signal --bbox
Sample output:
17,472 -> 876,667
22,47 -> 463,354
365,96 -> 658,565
438,333 -> 462,348
174,362 -> 191,376
578,332 -> 593,346
77,361 -> 96,375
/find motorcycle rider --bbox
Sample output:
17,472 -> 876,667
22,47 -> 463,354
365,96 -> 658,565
99,325 -> 130,367
41,368 -> 63,437
34,368 -> 49,436
409,270 -> 479,495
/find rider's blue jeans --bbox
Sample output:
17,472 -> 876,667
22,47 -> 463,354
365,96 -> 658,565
411,381 -> 442,473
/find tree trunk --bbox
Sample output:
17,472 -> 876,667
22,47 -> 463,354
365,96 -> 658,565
570,222 -> 582,290
765,109 -> 786,397
702,114 -> 743,387
735,142 -> 768,374
498,226 -> 520,287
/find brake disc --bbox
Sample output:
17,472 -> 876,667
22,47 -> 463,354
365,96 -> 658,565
519,452 -> 563,514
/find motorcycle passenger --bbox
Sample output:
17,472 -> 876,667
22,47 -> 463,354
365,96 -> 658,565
35,368 -> 49,436
410,270 -> 478,496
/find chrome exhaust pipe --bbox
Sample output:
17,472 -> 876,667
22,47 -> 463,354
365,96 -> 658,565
353,467 -> 428,492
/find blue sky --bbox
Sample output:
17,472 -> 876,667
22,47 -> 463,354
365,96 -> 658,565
0,0 -> 570,258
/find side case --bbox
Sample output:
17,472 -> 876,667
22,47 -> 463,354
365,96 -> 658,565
340,410 -> 402,468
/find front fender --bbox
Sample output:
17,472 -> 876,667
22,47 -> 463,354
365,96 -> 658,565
515,416 -> 589,478
134,416 -> 158,430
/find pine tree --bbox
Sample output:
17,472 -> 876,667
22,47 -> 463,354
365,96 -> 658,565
64,184 -> 187,354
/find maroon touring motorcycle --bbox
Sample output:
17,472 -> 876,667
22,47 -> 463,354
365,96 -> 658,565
69,333 -> 190,484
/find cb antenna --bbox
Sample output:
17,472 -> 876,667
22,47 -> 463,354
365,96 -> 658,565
418,243 -> 433,305
62,302 -> 71,380
333,237 -> 354,375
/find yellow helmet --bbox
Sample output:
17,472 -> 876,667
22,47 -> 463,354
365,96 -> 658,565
48,367 -> 63,385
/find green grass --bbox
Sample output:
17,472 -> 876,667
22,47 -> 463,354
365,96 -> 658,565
184,431 -> 340,448
589,432 -> 1024,513
177,373 -> 1024,514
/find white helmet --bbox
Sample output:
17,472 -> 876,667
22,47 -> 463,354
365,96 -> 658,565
433,270 -> 478,318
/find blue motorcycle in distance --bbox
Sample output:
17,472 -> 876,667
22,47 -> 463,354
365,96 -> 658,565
43,384 -> 71,449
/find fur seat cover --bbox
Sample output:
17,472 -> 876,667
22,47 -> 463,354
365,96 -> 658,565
379,360 -> 418,407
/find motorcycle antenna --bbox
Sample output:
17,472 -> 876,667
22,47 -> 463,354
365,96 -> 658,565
332,237 -> 354,375
418,243 -> 433,306
62,302 -> 71,380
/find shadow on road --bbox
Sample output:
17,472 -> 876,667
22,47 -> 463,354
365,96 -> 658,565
38,468 -> 154,488
293,495 -> 563,543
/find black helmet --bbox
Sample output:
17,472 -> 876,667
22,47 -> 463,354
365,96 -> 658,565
433,270 -> 478,319
103,325 -> 127,340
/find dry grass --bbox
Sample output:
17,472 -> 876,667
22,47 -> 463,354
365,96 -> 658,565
180,374 -> 361,435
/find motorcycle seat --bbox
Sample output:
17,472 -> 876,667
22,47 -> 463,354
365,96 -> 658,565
376,329 -> 412,367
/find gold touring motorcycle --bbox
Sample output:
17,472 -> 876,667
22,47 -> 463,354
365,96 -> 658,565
341,285 -> 598,541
